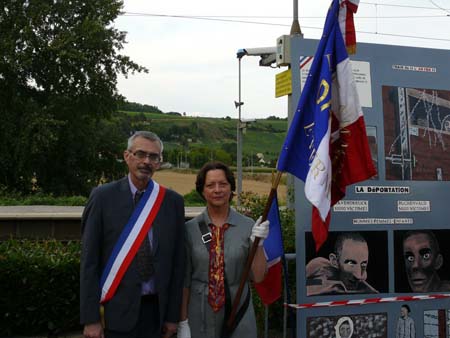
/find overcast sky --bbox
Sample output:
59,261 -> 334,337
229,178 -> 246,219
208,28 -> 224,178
114,0 -> 450,119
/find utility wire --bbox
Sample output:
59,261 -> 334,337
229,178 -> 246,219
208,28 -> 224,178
123,12 -> 287,27
361,1 -> 450,10
123,13 -> 449,20
428,0 -> 450,14
357,30 -> 450,42
121,12 -> 450,43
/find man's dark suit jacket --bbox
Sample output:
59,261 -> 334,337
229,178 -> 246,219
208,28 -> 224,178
80,177 -> 185,332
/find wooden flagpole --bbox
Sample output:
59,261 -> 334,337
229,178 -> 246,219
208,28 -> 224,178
225,170 -> 283,334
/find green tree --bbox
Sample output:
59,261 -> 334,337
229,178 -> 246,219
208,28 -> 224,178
164,148 -> 183,167
118,101 -> 163,114
0,0 -> 147,195
214,149 -> 232,165
188,148 -> 210,168
221,142 -> 237,163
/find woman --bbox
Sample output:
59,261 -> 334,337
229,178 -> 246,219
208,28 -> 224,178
335,316 -> 354,338
178,161 -> 269,338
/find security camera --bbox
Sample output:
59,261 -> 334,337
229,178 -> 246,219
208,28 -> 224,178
240,47 -> 277,57
259,54 -> 276,67
236,46 -> 277,67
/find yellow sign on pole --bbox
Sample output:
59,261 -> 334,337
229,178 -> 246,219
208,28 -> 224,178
275,69 -> 292,98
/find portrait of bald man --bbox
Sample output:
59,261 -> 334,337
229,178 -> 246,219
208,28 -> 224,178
305,231 -> 388,296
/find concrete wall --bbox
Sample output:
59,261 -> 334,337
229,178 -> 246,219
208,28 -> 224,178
0,206 -> 202,240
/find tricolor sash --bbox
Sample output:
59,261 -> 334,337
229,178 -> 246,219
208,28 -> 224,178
99,180 -> 166,304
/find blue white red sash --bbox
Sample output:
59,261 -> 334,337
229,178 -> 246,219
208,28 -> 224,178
99,180 -> 166,303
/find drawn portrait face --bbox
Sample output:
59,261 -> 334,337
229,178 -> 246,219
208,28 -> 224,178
331,239 -> 369,291
403,232 -> 442,292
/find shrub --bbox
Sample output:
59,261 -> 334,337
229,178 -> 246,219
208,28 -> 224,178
0,189 -> 87,206
0,239 -> 81,336
183,189 -> 205,206
238,191 -> 295,252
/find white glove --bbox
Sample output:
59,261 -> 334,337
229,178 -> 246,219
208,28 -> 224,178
177,319 -> 191,338
250,216 -> 270,246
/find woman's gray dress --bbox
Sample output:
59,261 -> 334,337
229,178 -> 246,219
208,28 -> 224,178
184,208 -> 257,338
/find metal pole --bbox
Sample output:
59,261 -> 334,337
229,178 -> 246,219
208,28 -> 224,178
283,261 -> 288,338
290,0 -> 302,35
237,57 -> 243,206
287,0 -> 303,209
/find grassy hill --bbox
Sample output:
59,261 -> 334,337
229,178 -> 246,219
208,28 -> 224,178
125,109 -> 288,166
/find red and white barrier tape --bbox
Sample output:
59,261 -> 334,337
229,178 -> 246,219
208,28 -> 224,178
285,293 -> 450,309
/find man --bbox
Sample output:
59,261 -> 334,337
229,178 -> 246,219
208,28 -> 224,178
402,230 -> 450,293
396,304 -> 415,338
80,131 -> 185,338
306,232 -> 378,296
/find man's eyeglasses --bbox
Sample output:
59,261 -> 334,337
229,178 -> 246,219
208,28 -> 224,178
131,150 -> 161,163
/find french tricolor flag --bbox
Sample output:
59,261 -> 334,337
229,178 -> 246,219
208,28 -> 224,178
338,0 -> 359,55
254,193 -> 284,305
277,0 -> 376,251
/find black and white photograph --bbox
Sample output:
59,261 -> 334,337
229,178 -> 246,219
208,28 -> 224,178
307,313 -> 387,338
383,85 -> 450,181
